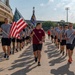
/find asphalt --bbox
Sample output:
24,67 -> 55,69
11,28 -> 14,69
0,35 -> 75,75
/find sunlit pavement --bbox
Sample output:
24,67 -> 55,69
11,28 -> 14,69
0,35 -> 75,75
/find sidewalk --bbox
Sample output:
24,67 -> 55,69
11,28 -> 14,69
0,36 -> 75,75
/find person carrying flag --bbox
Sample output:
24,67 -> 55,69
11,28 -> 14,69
0,18 -> 11,60
31,23 -> 45,66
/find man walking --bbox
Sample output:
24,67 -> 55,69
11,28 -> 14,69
31,23 -> 45,66
65,23 -> 75,63
0,18 -> 11,60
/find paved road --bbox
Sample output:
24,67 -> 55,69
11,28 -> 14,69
0,36 -> 75,75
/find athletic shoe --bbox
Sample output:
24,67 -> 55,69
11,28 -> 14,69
4,53 -> 7,58
20,48 -> 21,51
60,50 -> 62,54
12,50 -> 14,54
35,57 -> 37,62
16,49 -> 18,52
6,55 -> 9,60
68,59 -> 72,63
10,51 -> 12,54
62,51 -> 64,55
38,62 -> 41,66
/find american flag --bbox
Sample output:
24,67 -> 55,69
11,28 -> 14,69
9,8 -> 27,38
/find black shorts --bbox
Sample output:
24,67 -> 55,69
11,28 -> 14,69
54,36 -> 57,39
17,39 -> 22,43
51,35 -> 53,39
1,38 -> 11,46
48,34 -> 50,36
58,39 -> 60,42
26,36 -> 30,40
66,44 -> 74,50
33,44 -> 42,52
22,37 -> 25,41
72,38 -> 75,46
60,40 -> 66,46
12,38 -> 15,42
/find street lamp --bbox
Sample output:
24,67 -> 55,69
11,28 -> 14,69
65,7 -> 69,23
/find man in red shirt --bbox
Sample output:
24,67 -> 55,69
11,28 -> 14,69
31,23 -> 45,66
47,29 -> 51,39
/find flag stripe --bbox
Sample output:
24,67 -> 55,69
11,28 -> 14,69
9,9 -> 27,39
11,23 -> 17,37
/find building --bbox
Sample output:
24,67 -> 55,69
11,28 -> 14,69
0,0 -> 13,25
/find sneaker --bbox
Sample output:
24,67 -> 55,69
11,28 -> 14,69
6,55 -> 9,60
35,57 -> 37,62
62,51 -> 64,55
12,51 -> 14,54
68,59 -> 72,63
4,53 -> 7,58
10,51 -> 12,54
38,62 -> 41,66
20,48 -> 21,51
16,49 -> 18,52
60,50 -> 62,54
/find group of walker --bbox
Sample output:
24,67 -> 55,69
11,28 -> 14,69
0,18 -> 45,66
0,18 -> 33,60
1,18 -> 75,66
48,23 -> 75,63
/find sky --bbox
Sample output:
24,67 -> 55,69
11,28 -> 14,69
10,0 -> 75,23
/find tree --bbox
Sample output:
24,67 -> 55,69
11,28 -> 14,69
73,23 -> 75,29
42,21 -> 56,31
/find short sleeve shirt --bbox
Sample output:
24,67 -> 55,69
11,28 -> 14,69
32,28 -> 45,44
57,29 -> 61,39
1,24 -> 11,38
65,29 -> 75,44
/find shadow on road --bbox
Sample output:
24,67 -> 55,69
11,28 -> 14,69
0,68 -> 3,72
51,63 -> 75,75
0,52 -> 6,62
9,45 -> 37,75
45,41 -> 75,75
45,43 -> 66,66
49,56 -> 66,66
45,42 -> 52,46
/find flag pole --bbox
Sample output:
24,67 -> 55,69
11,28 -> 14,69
34,32 -> 40,42
2,30 -> 9,36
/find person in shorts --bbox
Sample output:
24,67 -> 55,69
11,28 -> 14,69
50,27 -> 54,43
16,30 -> 23,51
54,25 -> 59,46
65,23 -> 75,63
31,23 -> 45,66
64,25 -> 69,55
25,26 -> 31,45
11,38 -> 16,54
47,29 -> 51,39
60,26 -> 66,55
56,25 -> 62,49
0,18 -> 11,60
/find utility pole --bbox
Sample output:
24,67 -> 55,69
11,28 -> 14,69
65,7 -> 69,23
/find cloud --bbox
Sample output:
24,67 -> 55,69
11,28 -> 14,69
54,0 -> 75,22
40,3 -> 44,7
63,0 -> 75,22
49,0 -> 54,3
56,2 -> 65,8
40,0 -> 54,7
54,8 -> 57,11
39,0 -> 75,22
